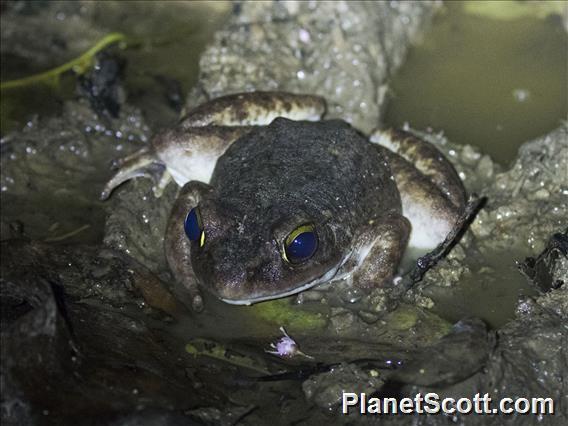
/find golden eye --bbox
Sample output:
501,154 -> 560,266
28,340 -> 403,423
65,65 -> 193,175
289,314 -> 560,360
283,224 -> 318,264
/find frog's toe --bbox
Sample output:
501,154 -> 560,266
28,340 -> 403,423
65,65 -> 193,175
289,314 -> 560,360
191,294 -> 204,312
151,169 -> 172,198
350,214 -> 410,289
101,150 -> 166,200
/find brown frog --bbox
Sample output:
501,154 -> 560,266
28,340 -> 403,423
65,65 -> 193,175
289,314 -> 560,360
102,92 -> 466,311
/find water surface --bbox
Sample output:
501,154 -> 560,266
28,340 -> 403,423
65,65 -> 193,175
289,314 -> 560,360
385,1 -> 567,165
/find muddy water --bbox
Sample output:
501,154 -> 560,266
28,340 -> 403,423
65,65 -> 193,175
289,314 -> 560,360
384,1 -> 566,328
428,248 -> 540,329
384,1 -> 567,165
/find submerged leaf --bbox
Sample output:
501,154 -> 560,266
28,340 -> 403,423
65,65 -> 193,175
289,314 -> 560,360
1,32 -> 126,91
185,338 -> 274,375
249,299 -> 327,331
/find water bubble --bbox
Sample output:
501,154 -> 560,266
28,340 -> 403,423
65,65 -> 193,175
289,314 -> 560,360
512,88 -> 530,103
298,28 -> 311,43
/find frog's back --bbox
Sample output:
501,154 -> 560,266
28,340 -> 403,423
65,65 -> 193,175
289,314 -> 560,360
212,118 -> 400,223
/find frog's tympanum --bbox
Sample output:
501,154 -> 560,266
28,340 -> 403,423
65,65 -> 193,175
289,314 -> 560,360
102,92 -> 466,311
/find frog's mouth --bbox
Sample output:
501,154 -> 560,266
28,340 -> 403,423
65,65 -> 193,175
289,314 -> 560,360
219,253 -> 352,305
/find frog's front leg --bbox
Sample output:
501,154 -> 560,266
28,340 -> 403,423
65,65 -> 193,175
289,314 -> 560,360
164,180 -> 212,312
100,148 -> 166,200
351,214 -> 411,289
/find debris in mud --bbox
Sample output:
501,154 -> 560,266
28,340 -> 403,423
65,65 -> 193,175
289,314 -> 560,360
266,326 -> 314,360
302,363 -> 385,411
380,318 -> 492,390
79,52 -> 126,119
0,240 -> 232,424
517,231 -> 567,292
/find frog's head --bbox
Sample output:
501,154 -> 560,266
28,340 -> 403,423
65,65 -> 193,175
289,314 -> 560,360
184,199 -> 344,305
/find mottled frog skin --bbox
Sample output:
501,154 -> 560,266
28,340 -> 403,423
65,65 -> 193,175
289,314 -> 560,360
102,92 -> 466,311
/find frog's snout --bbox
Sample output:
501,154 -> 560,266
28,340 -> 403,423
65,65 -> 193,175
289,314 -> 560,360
205,255 -> 285,303
209,261 -> 248,300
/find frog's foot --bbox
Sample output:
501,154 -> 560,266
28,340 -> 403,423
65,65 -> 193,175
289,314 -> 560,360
100,148 -> 169,200
349,214 -> 411,289
370,129 -> 467,251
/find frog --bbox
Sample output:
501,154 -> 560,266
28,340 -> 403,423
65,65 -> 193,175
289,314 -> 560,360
102,91 -> 466,311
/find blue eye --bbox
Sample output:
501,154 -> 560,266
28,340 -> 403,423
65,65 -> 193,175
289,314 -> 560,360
284,225 -> 318,263
184,208 -> 205,246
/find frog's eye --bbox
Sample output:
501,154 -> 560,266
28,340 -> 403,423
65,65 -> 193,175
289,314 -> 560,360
283,224 -> 318,264
184,208 -> 205,247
